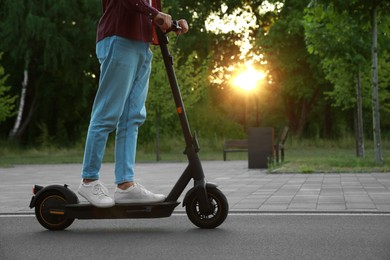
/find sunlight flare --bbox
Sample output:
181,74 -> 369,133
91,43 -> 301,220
233,65 -> 266,91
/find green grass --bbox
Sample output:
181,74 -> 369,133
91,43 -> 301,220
0,137 -> 389,173
269,148 -> 390,173
268,137 -> 390,173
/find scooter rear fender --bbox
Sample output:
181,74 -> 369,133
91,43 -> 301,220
29,184 -> 79,208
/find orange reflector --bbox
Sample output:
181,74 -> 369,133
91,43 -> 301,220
177,107 -> 182,114
49,211 -> 65,215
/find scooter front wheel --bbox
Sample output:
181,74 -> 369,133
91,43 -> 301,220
185,188 -> 228,229
35,191 -> 74,230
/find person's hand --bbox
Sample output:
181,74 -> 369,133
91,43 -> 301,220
176,19 -> 189,35
153,12 -> 172,32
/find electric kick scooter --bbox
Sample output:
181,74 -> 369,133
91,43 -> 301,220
29,22 -> 229,231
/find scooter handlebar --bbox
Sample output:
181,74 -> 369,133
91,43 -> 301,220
156,19 -> 182,33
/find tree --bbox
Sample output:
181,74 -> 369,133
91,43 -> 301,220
0,0 -> 101,144
0,53 -> 17,123
304,0 -> 390,162
144,42 -> 207,159
257,0 -> 328,137
166,1 -> 286,129
304,2 -> 371,156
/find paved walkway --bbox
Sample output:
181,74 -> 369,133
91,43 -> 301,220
1,161 -> 390,214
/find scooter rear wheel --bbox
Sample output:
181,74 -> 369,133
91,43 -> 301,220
35,191 -> 74,230
185,188 -> 228,229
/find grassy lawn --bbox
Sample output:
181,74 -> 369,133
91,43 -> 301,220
270,148 -> 390,173
0,137 -> 389,173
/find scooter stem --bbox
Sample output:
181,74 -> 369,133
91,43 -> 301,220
156,27 -> 212,214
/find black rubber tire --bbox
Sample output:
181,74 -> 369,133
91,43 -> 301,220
35,191 -> 74,230
185,188 -> 229,229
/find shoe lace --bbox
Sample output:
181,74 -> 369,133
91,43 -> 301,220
135,183 -> 153,195
93,183 -> 108,197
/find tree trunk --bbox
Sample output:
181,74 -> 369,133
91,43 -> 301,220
355,66 -> 364,157
9,54 -> 29,140
370,5 -> 383,164
296,100 -> 308,137
295,87 -> 321,137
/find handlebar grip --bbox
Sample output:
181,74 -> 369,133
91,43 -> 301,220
156,19 -> 181,33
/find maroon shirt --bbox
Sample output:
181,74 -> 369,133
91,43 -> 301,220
97,0 -> 159,43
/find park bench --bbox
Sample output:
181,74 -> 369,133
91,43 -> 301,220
223,139 -> 248,161
274,126 -> 289,163
223,126 -> 289,163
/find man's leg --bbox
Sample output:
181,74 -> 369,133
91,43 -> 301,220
113,47 -> 166,203
114,47 -> 152,184
82,36 -> 142,180
79,36 -> 143,207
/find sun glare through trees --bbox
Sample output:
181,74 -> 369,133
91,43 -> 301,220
205,1 -> 283,89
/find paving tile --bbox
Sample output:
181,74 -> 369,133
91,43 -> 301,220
288,203 -> 317,209
375,204 -> 390,211
371,198 -> 390,204
318,197 -> 345,204
317,204 -> 346,210
343,190 -> 367,195
346,203 -> 377,209
259,204 -> 288,210
265,197 -> 294,204
298,188 -> 321,191
234,203 -> 262,209
295,191 -> 321,196
292,196 -> 318,202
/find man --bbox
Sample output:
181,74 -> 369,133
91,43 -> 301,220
78,0 -> 189,208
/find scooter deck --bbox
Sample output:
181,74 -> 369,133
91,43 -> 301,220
63,201 -> 180,219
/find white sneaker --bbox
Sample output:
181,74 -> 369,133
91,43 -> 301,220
78,180 -> 115,208
114,183 -> 166,203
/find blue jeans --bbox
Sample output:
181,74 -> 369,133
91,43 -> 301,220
82,36 -> 152,184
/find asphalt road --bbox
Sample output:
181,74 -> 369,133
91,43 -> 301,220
1,213 -> 389,260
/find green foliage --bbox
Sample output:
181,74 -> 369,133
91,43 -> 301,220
304,0 -> 390,111
256,0 -> 330,137
0,0 -> 388,150
187,99 -> 245,139
0,54 -> 17,123
378,51 -> 390,123
0,0 -> 101,144
303,0 -> 390,165
140,42 -> 208,142
304,2 -> 372,110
